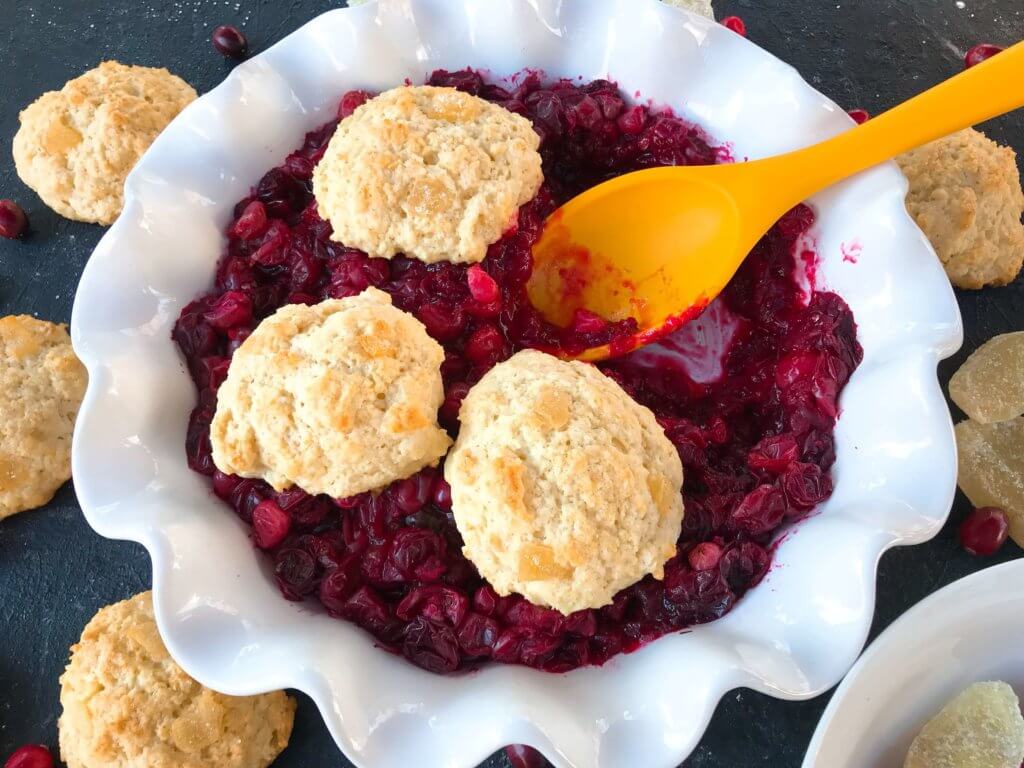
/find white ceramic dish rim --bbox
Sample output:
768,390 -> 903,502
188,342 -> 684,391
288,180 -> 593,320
803,560 -> 1024,767
70,1 -> 964,766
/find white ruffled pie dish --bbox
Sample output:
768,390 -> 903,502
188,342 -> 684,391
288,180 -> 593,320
70,1 -> 963,766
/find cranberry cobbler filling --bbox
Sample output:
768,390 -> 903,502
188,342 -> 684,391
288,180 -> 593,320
173,70 -> 862,675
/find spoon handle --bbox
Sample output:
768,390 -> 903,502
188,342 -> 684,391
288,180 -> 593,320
751,39 -> 1024,208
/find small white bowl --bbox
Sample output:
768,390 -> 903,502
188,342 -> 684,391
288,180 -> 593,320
70,1 -> 963,766
804,560 -> 1024,767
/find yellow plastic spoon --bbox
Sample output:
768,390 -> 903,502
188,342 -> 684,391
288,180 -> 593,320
527,40 -> 1024,362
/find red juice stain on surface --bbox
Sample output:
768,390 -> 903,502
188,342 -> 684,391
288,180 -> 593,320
840,241 -> 862,264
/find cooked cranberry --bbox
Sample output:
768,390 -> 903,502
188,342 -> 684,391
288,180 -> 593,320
230,200 -> 268,240
416,301 -> 466,341
505,745 -> 550,768
212,471 -> 242,499
959,507 -> 1009,556
274,548 -> 318,599
847,109 -> 870,125
616,105 -> 647,135
212,25 -> 249,59
252,500 -> 291,549
783,462 -> 832,511
432,478 -> 453,509
319,557 -> 361,614
440,381 -> 471,426
251,220 -> 291,266
688,542 -> 723,571
731,485 -> 786,534
458,612 -> 500,656
257,169 -> 308,217
0,200 -> 28,240
402,617 -> 461,673
338,90 -> 372,119
720,542 -> 770,591
465,324 -> 506,364
3,746 -> 53,768
748,434 -> 800,474
965,43 -> 1003,69
203,290 -> 252,331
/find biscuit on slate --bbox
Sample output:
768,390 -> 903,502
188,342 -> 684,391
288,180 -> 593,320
662,0 -> 715,18
0,316 -> 86,520
211,288 -> 451,498
313,85 -> 543,264
446,349 -> 684,615
14,61 -> 197,225
897,128 -> 1024,289
59,592 -> 295,768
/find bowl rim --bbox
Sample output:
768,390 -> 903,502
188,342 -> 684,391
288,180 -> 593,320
802,560 -> 1024,767
70,1 -> 964,766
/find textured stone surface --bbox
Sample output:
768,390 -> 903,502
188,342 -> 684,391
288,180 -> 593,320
0,1 -> 1021,767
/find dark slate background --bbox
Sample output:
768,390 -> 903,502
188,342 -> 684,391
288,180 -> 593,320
0,1 -> 1021,766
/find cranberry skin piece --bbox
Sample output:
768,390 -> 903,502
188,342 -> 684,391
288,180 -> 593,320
4,745 -> 54,768
721,15 -> 747,36
466,264 -> 500,304
959,507 -> 1009,556
212,25 -> 249,59
0,200 -> 28,240
338,90 -> 372,119
505,745 -> 551,768
252,500 -> 291,549
965,43 -> 1003,69
847,109 -> 870,125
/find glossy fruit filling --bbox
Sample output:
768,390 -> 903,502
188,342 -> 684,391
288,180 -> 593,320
174,70 -> 862,674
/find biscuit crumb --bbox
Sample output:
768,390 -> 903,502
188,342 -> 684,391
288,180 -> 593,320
897,128 -> 1024,289
446,350 -> 684,615
211,288 -> 451,498
313,85 -> 543,264
59,592 -> 295,768
0,315 -> 86,519
14,61 -> 197,225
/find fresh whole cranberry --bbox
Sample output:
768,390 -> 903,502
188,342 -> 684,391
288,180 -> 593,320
0,200 -> 28,240
959,507 -> 1009,556
4,745 -> 54,768
212,25 -> 249,59
847,109 -> 870,125
721,16 -> 747,36
505,745 -> 550,768
965,43 -> 1003,69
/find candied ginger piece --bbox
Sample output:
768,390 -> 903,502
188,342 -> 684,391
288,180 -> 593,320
956,417 -> 1024,547
904,682 -> 1024,768
950,332 -> 1024,424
